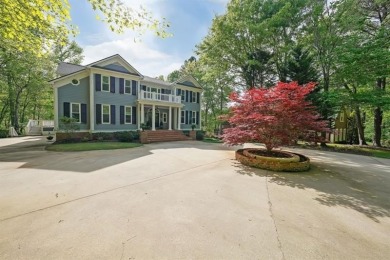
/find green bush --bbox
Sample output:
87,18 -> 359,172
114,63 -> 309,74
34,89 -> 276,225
196,131 -> 205,140
0,130 -> 8,138
182,130 -> 190,137
92,132 -> 115,141
114,131 -> 133,142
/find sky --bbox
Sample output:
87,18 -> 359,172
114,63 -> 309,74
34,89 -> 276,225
68,0 -> 229,78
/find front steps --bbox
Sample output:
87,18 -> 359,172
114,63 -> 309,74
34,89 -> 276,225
140,130 -> 192,144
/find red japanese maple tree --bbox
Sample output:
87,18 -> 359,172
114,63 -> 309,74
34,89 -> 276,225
223,82 -> 329,152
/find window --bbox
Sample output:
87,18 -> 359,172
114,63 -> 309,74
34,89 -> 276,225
71,103 -> 80,123
125,80 -> 131,94
102,104 -> 110,124
192,91 -> 196,103
162,113 -> 167,123
125,106 -> 132,124
192,111 -> 196,124
181,90 -> 185,102
102,76 -> 110,92
71,79 -> 79,85
181,110 -> 185,124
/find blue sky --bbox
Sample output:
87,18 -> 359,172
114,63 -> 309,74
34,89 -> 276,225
68,0 -> 228,77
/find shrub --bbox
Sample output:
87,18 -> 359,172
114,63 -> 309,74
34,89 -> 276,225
92,132 -> 115,141
196,131 -> 205,140
114,131 -> 133,142
0,130 -> 8,138
182,130 -> 190,137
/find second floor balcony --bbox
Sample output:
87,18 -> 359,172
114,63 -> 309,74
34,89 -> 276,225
139,90 -> 182,104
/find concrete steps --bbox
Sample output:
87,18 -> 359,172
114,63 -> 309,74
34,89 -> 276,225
141,130 -> 191,143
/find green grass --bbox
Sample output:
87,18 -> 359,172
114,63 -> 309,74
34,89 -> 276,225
202,137 -> 223,143
46,142 -> 142,152
299,142 -> 390,159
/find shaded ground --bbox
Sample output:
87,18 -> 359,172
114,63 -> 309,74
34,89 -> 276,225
0,137 -> 389,259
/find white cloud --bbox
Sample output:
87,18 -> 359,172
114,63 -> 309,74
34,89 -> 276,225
82,35 -> 182,77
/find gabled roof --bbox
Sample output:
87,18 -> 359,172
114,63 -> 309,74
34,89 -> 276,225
56,62 -> 86,76
174,75 -> 203,89
142,76 -> 172,86
86,54 -> 143,77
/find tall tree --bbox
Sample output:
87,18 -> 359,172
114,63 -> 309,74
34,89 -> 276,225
52,39 -> 84,65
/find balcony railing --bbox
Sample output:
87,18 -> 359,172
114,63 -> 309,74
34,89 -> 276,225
139,90 -> 181,104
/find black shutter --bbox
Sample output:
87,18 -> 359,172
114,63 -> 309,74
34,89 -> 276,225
95,74 -> 101,91
132,80 -> 137,96
197,92 -> 200,104
186,90 -> 189,102
196,111 -> 199,125
110,77 -> 115,93
120,106 -> 124,124
190,91 -> 193,102
63,102 -> 70,117
96,104 -> 102,124
186,111 -> 189,124
81,104 -> 87,124
119,78 -> 124,94
132,106 -> 137,124
111,105 -> 115,124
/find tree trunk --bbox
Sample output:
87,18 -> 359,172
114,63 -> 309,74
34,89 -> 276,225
373,78 -> 386,147
354,106 -> 367,146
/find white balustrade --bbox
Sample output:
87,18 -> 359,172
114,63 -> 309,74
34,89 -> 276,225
140,91 -> 182,104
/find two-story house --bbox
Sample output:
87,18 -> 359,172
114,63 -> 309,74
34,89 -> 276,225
50,54 -> 202,140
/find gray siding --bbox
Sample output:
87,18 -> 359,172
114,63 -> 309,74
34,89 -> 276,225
182,102 -> 200,130
58,76 -> 90,130
104,63 -> 131,74
94,75 -> 138,131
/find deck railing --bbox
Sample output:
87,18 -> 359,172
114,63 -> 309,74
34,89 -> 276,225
139,91 -> 181,104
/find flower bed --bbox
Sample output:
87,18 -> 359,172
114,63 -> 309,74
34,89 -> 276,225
236,148 -> 310,172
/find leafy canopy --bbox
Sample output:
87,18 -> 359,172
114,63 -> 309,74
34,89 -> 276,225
223,82 -> 328,151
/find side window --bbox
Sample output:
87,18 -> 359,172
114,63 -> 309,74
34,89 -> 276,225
102,76 -> 110,92
192,91 -> 196,103
125,80 -> 131,94
71,103 -> 80,123
181,110 -> 185,124
102,104 -> 110,124
162,113 -> 167,123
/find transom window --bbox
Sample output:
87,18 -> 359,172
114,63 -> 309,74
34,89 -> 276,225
125,80 -> 131,94
102,104 -> 110,124
125,106 -> 132,124
102,76 -> 110,92
181,110 -> 185,124
71,103 -> 80,123
192,111 -> 196,124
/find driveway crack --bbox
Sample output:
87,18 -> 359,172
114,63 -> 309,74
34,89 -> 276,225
266,173 -> 285,260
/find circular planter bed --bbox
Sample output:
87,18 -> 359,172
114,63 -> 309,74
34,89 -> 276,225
236,148 -> 310,172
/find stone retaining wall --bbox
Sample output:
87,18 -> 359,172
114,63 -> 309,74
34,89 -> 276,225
236,149 -> 310,172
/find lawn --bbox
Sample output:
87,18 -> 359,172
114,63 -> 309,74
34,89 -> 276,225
298,142 -> 390,159
46,142 -> 142,152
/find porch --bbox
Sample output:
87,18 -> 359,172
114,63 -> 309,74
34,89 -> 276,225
26,120 -> 55,136
137,102 -> 184,131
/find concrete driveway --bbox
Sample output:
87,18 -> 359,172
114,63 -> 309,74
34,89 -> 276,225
0,137 -> 389,259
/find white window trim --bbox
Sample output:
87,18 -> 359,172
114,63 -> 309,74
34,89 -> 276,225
192,111 -> 196,124
162,112 -> 167,123
124,79 -> 131,95
70,103 -> 81,123
125,106 -> 132,124
102,104 -> 110,124
181,110 -> 185,124
101,75 -> 110,92
192,91 -> 197,103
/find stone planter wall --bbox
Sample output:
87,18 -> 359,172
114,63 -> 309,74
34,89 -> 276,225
236,149 -> 310,172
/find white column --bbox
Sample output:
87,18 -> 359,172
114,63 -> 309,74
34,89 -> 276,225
152,104 -> 156,131
137,103 -> 141,130
168,106 -> 172,130
141,103 -> 144,124
53,86 -> 58,130
89,70 -> 95,131
177,107 -> 181,130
